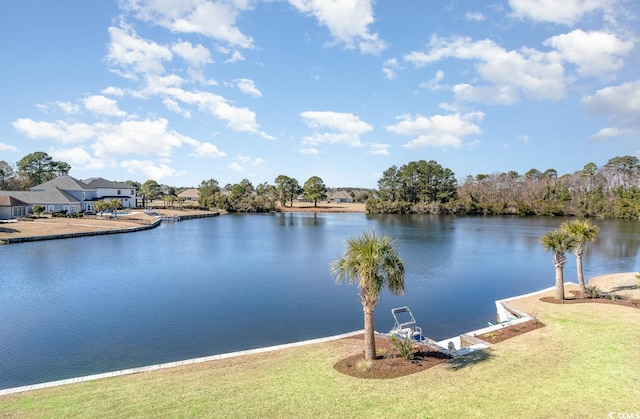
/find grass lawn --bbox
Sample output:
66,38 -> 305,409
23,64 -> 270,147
1,291 -> 639,418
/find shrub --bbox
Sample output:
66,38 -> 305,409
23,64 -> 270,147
355,359 -> 373,372
390,334 -> 416,360
584,285 -> 602,299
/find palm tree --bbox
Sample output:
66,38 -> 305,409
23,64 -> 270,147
331,230 -> 405,361
561,219 -> 600,291
540,229 -> 577,300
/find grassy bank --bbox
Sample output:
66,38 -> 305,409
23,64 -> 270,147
1,288 -> 639,418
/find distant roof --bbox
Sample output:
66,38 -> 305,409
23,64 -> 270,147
31,175 -> 92,192
0,195 -> 29,207
178,188 -> 199,199
84,177 -> 135,190
328,190 -> 352,200
2,188 -> 80,205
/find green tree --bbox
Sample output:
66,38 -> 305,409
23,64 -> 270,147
140,179 -> 162,202
94,200 -> 109,214
377,165 -> 400,202
303,176 -> 327,207
274,175 -> 301,207
540,229 -> 577,300
604,155 -> 640,189
331,231 -> 405,361
198,178 -> 220,208
0,161 -> 15,190
17,151 -> 70,187
31,204 -> 44,218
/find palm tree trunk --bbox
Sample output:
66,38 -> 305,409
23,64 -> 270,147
555,265 -> 565,300
576,250 -> 585,291
363,304 -> 377,361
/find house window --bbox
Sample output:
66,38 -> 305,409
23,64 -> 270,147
117,190 -> 121,195
131,190 -> 134,195
82,192 -> 86,200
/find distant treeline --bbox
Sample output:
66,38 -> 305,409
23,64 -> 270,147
4,152 -> 639,219
366,156 -> 640,219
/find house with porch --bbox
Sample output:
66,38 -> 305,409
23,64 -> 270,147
0,175 -> 137,219
0,195 -> 29,220
327,190 -> 354,203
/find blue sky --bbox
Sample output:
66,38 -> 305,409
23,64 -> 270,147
1,0 -> 638,188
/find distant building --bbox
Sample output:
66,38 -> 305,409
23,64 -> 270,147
327,190 -> 353,203
178,188 -> 200,201
0,195 -> 29,220
0,175 -> 137,219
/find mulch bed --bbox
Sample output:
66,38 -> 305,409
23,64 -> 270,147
475,319 -> 545,344
335,293 -> 640,379
540,290 -> 640,309
333,335 -> 451,379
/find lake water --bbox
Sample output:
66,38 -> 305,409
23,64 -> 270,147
1,214 -> 639,389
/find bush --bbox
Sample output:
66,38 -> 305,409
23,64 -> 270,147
390,334 -> 416,360
355,359 -> 373,372
584,285 -> 602,299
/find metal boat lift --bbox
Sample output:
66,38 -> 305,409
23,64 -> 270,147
390,306 -> 460,357
390,306 -> 424,341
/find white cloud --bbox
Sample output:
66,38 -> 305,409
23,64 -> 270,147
300,111 -> 373,146
235,78 -> 262,98
0,142 -> 19,152
50,147 -> 105,170
589,126 -> 634,141
509,0 -> 618,25
228,162 -> 243,171
386,112 -> 484,149
289,0 -> 387,54
57,101 -> 81,114
83,95 -> 127,117
582,80 -> 640,129
162,98 -> 192,118
120,0 -> 254,49
191,142 -> 227,158
12,119 -> 95,144
171,41 -> 212,67
544,29 -> 633,77
405,35 -> 565,104
151,86 -> 272,138
299,147 -> 319,154
101,86 -> 126,96
382,58 -> 400,80
92,118 -> 187,158
120,159 -> 182,180
106,25 -> 173,78
223,49 -> 245,63
465,11 -> 485,21
419,70 -> 446,91
368,143 -> 390,155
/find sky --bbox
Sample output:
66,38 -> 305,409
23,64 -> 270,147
1,0 -> 639,189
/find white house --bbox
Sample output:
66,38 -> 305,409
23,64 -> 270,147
0,175 -> 137,219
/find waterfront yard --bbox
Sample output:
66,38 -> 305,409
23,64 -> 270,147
1,277 -> 639,418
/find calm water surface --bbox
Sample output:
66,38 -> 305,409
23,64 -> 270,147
1,214 -> 638,389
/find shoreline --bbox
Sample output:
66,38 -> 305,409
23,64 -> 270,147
2,272 -> 637,396
0,209 -> 219,244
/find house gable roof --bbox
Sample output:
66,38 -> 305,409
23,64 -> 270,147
328,190 -> 352,200
178,188 -> 199,199
2,188 -> 80,205
0,195 -> 29,207
84,177 -> 135,190
31,175 -> 92,192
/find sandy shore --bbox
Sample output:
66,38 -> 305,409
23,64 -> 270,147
278,201 -> 366,213
0,209 -> 216,242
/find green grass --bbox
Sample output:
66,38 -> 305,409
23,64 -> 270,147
1,301 -> 639,418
